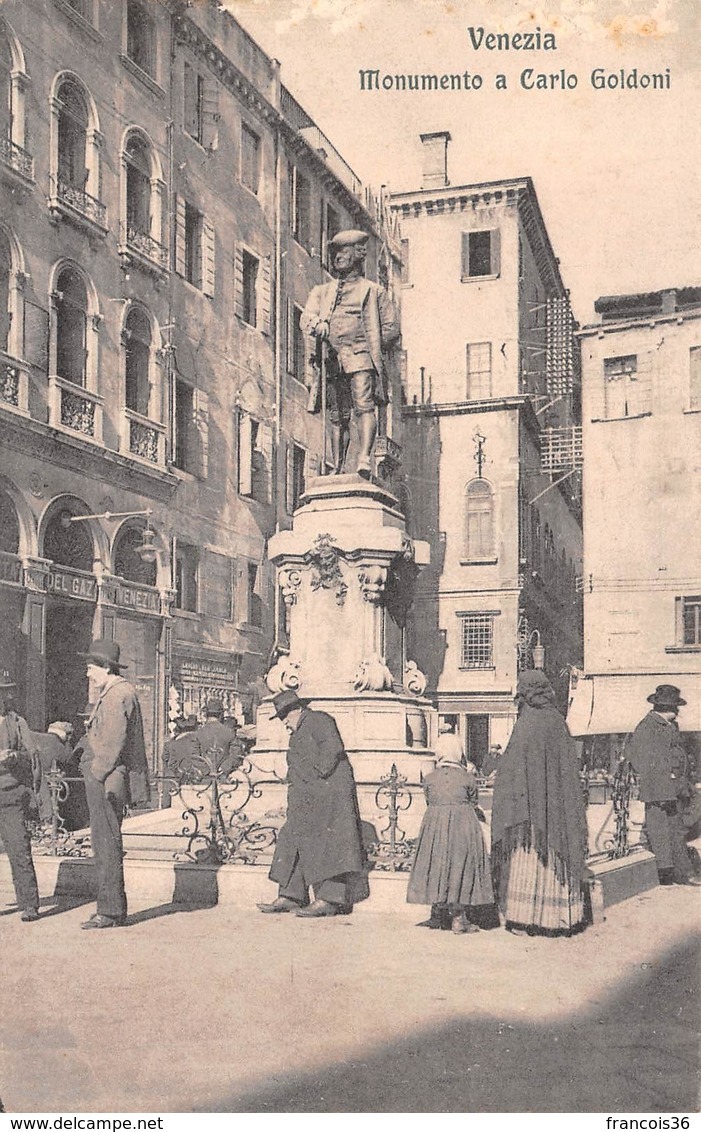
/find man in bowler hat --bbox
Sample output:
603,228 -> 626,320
626,684 -> 701,887
301,229 -> 400,476
258,690 -> 368,917
78,640 -> 150,928
0,670 -> 41,921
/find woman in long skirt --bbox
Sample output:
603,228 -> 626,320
491,670 -> 589,937
407,740 -> 494,934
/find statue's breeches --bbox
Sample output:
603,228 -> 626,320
327,369 -> 376,423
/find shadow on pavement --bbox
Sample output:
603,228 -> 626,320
198,932 -> 699,1113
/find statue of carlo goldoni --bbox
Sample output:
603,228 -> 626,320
300,229 -> 400,478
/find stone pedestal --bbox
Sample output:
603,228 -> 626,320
253,475 -> 435,830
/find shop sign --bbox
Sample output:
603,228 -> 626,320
114,580 -> 161,614
0,553 -> 22,586
46,567 -> 97,601
176,656 -> 239,688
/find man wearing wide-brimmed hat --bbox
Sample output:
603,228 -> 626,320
258,690 -> 368,918
0,670 -> 41,921
626,684 -> 701,887
301,229 -> 400,477
78,640 -> 150,928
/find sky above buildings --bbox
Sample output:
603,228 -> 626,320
224,0 -> 699,324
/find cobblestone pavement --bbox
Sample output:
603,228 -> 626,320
1,880 -> 699,1114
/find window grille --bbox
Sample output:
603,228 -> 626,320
459,613 -> 494,669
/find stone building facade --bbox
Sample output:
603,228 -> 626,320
391,133 -> 583,767
0,0 -> 401,777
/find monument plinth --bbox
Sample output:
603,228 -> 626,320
253,475 -> 435,789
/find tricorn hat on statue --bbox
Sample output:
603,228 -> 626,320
647,684 -> 686,708
0,670 -> 16,689
79,639 -> 128,670
271,689 -> 304,720
329,229 -> 370,250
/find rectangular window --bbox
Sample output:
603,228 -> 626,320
603,354 -> 641,419
466,342 -> 492,400
290,443 -> 306,510
126,0 -> 156,77
458,612 -> 494,669
247,562 -> 263,628
323,203 -> 341,270
682,596 -> 701,646
400,238 -> 410,285
461,230 -> 500,280
173,379 -> 194,472
237,413 -> 269,503
174,541 -> 199,613
240,123 -> 261,194
183,62 -> 204,145
293,170 -> 312,251
690,346 -> 701,410
184,203 -> 203,288
290,304 -> 305,382
242,250 -> 258,327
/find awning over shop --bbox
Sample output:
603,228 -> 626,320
567,674 -> 701,736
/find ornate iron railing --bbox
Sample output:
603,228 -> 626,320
50,375 -> 103,440
0,362 -> 20,407
123,225 -> 168,270
33,749 -> 284,866
368,763 -> 416,872
0,135 -> 34,179
50,174 -> 107,228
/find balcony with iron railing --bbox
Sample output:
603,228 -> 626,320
0,135 -> 34,184
49,374 -> 104,443
118,222 -> 169,277
48,174 -> 107,235
120,405 -> 167,467
0,352 -> 30,416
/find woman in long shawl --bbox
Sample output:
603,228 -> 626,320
491,670 -> 589,937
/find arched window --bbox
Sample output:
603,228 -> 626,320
57,79 -> 88,190
55,266 -> 87,386
0,30 -> 12,144
124,305 -> 151,416
43,508 -> 93,570
464,480 -> 495,561
114,525 -> 157,587
125,133 -> 150,236
120,129 -> 166,271
0,228 -> 10,353
0,21 -> 31,179
0,488 -> 19,554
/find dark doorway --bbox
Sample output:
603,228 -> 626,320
465,714 -> 489,771
45,601 -> 94,734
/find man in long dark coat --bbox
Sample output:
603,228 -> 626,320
0,670 -> 40,921
78,640 -> 150,929
258,690 -> 368,917
625,684 -> 701,887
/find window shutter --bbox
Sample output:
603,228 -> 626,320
202,219 -> 216,297
285,441 -> 294,512
259,255 -> 271,335
285,299 -> 292,373
490,228 -> 501,276
183,62 -> 198,139
233,245 -> 244,319
288,162 -> 296,233
201,78 -> 219,151
258,421 -> 273,503
238,411 -> 252,495
174,194 -> 187,277
193,387 -> 209,479
461,232 -> 470,278
203,550 -> 234,620
24,301 -> 49,373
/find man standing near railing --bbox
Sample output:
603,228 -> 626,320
78,640 -> 150,929
626,684 -> 701,888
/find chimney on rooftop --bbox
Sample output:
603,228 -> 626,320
420,131 -> 451,189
